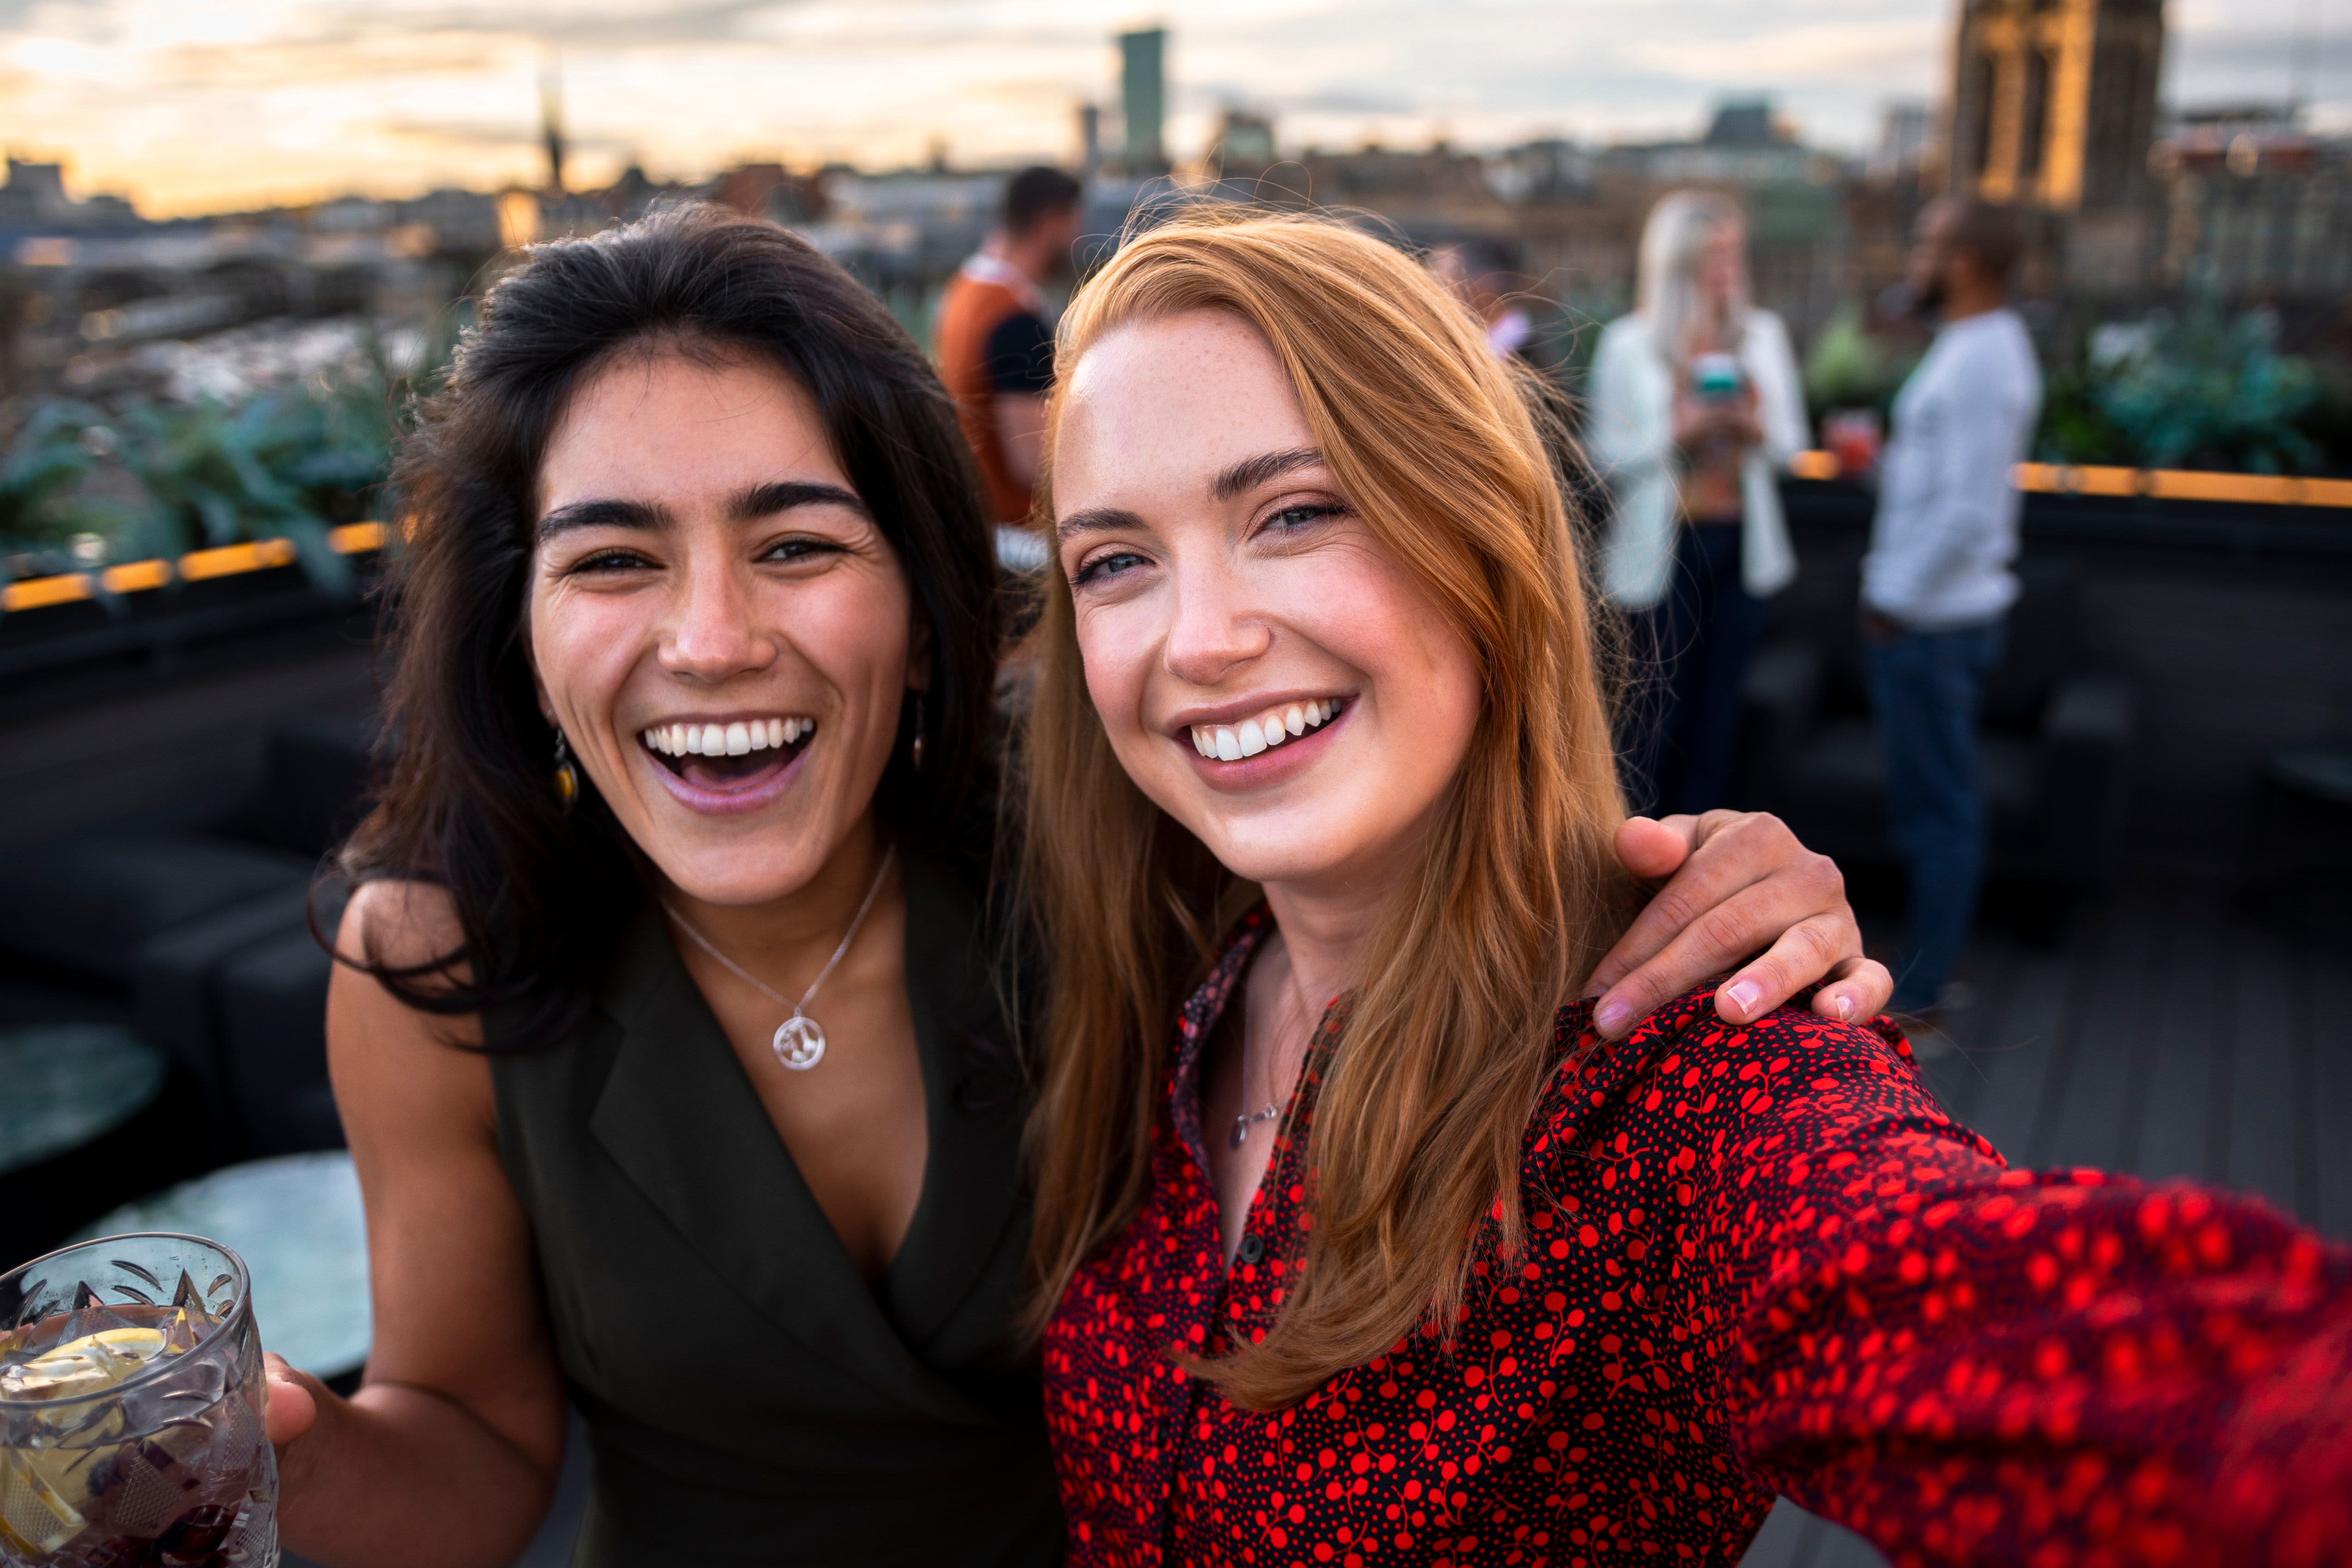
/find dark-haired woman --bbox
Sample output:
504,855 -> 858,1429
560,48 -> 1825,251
253,206 -> 1895,1568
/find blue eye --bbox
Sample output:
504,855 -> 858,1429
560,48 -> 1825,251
1072,549 -> 1148,587
1267,502 -> 1346,533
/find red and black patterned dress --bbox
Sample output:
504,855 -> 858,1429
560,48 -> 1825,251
1043,909 -> 2352,1568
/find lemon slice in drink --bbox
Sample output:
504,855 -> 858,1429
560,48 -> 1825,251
0,1326 -> 171,1400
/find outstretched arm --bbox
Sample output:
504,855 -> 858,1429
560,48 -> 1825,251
1584,810 -> 1892,1039
1648,1003 -> 2352,1568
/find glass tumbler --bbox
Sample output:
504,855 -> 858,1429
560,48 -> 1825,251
0,1234 -> 277,1567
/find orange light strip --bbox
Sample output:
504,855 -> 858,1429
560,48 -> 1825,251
1,523 -> 385,614
1799,453 -> 2352,509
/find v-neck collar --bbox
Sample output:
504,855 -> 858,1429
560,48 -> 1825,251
585,856 -> 1023,1426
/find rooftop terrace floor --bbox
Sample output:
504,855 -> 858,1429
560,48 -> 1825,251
1739,865 -> 2352,1568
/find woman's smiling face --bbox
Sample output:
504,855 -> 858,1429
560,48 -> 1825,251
528,347 -> 918,906
1050,310 -> 1483,899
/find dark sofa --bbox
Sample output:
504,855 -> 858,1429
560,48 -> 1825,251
1734,554 -> 2137,908
0,715 -> 374,1159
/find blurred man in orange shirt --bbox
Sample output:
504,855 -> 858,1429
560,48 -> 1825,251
936,166 -> 1084,528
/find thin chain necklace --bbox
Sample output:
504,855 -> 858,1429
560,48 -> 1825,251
1231,960 -> 1315,1150
661,845 -> 895,1072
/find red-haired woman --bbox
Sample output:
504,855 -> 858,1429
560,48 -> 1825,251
1022,210 -> 2352,1568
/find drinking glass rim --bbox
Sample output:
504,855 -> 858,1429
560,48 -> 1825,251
0,1230 -> 256,1410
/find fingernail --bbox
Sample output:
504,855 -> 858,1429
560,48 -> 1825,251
1595,998 -> 1632,1035
1829,993 -> 1854,1021
1722,980 -> 1760,1018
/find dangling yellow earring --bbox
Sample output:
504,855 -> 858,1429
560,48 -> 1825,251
910,693 -> 926,772
553,729 -> 580,811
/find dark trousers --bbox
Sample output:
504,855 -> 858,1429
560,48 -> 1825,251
1623,523 -> 1767,817
1861,617 -> 2007,1013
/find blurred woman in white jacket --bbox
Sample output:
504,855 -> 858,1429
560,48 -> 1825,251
1589,190 -> 1807,815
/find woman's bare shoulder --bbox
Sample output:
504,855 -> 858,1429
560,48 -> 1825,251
331,876 -> 488,1065
337,876 -> 465,970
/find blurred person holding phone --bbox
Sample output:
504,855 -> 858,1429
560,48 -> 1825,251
935,165 -> 1083,533
1861,198 -> 2041,1023
1589,190 -> 1807,815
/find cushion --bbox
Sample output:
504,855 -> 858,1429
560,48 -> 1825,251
0,832 -> 313,986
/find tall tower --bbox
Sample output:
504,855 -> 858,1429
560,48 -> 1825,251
539,53 -> 567,198
1119,28 -> 1167,173
1942,0 -> 2163,210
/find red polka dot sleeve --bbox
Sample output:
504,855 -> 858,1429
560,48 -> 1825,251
1041,915 -> 2352,1568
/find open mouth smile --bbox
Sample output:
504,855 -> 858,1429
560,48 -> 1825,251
640,715 -> 816,794
1186,697 -> 1345,761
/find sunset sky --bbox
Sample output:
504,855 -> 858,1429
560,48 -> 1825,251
4,0 -> 2345,218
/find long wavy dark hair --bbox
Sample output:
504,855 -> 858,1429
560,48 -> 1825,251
341,204 -> 1001,1051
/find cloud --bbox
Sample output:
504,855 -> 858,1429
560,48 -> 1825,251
1620,16 -> 1941,84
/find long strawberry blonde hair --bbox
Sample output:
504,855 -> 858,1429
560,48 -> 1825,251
1021,208 -> 1633,1410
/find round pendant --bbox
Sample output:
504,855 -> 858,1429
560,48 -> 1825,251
772,1014 -> 826,1071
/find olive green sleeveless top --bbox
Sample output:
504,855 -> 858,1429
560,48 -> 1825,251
491,857 -> 1061,1566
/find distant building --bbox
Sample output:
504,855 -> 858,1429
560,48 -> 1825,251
0,160 -> 141,233
2152,108 -> 2352,300
1870,104 -> 1934,183
1942,0 -> 2163,211
1210,110 -> 1277,178
1119,29 -> 1167,174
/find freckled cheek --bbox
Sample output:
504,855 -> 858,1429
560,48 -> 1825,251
1074,605 -> 1160,749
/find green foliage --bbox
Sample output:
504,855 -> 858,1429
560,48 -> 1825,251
2036,303 -> 2328,474
1803,303 -> 1919,421
0,400 -> 142,557
0,329 -> 434,594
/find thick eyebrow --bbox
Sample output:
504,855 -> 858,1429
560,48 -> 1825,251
1055,505 -> 1148,543
535,497 -> 670,539
1212,447 -> 1325,502
534,480 -> 866,542
730,479 -> 868,521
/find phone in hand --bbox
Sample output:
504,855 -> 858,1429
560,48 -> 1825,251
1690,352 -> 1746,403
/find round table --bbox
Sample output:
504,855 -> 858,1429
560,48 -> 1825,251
0,1024 -> 167,1179
74,1151 -> 372,1380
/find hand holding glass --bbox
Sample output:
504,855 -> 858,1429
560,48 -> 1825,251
0,1234 -> 276,1567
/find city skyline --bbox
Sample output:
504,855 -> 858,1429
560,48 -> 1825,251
1,0 -> 2344,218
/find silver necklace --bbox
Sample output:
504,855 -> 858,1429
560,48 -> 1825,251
1230,965 -> 1312,1149
661,845 -> 895,1072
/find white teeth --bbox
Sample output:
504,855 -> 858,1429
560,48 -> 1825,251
1187,700 -> 1347,761
644,718 -> 812,759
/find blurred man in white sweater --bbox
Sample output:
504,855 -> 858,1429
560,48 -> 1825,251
1862,198 -> 2042,1019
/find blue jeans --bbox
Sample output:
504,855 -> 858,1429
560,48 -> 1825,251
1623,523 -> 1768,817
1861,618 -> 2006,1013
